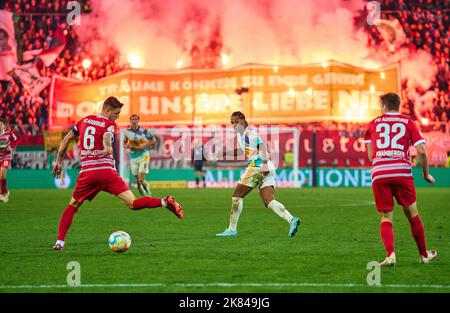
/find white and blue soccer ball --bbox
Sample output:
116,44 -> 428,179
108,231 -> 131,253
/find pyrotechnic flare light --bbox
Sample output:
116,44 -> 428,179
380,72 -> 386,79
82,58 -> 92,69
370,85 -> 375,93
176,59 -> 183,69
306,87 -> 313,96
421,118 -> 429,126
128,54 -> 142,69
288,88 -> 296,97
221,53 -> 229,66
273,65 -> 279,73
322,61 -> 328,68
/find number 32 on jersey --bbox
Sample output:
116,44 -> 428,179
376,122 -> 406,150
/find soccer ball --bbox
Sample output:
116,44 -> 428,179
108,231 -> 131,253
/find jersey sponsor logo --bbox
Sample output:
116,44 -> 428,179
375,150 -> 406,158
80,149 -> 105,156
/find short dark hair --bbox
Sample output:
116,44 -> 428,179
130,114 -> 140,120
231,111 -> 246,120
380,92 -> 401,111
103,96 -> 124,110
231,111 -> 248,128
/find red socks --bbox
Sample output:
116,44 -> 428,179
380,221 -> 395,257
380,216 -> 428,258
132,197 -> 163,210
0,179 -> 6,194
409,215 -> 428,257
57,205 -> 78,241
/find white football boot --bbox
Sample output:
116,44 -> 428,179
3,191 -> 9,203
0,194 -> 4,203
379,252 -> 396,267
420,250 -> 438,264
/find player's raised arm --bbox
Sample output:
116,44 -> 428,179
52,129 -> 78,178
415,143 -> 435,185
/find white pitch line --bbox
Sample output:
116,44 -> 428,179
1,282 -> 449,289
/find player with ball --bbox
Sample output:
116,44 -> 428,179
51,97 -> 184,251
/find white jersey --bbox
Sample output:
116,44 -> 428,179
124,126 -> 154,160
236,127 -> 275,170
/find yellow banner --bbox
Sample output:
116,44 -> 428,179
43,130 -> 63,152
50,61 -> 399,128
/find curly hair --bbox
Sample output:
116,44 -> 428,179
230,111 -> 248,128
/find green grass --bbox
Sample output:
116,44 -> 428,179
0,188 -> 449,293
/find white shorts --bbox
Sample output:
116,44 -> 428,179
130,154 -> 149,176
238,166 -> 276,189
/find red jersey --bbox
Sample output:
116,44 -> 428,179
73,115 -> 117,174
364,112 -> 425,182
0,130 -> 18,162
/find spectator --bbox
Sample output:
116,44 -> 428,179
0,0 -> 448,138
0,0 -> 126,136
361,0 -> 449,130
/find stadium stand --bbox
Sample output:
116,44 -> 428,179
0,0 -> 448,170
0,0 -> 127,136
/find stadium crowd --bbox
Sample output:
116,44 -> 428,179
362,0 -> 450,131
0,0 -> 448,139
0,0 -> 128,136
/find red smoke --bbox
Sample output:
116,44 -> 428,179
75,0 -> 436,88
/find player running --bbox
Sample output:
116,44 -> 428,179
0,118 -> 17,203
364,93 -> 437,266
216,111 -> 300,237
123,114 -> 156,196
52,97 -> 184,251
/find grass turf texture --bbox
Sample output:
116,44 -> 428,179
0,188 -> 448,293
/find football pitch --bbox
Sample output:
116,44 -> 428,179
0,187 -> 449,293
